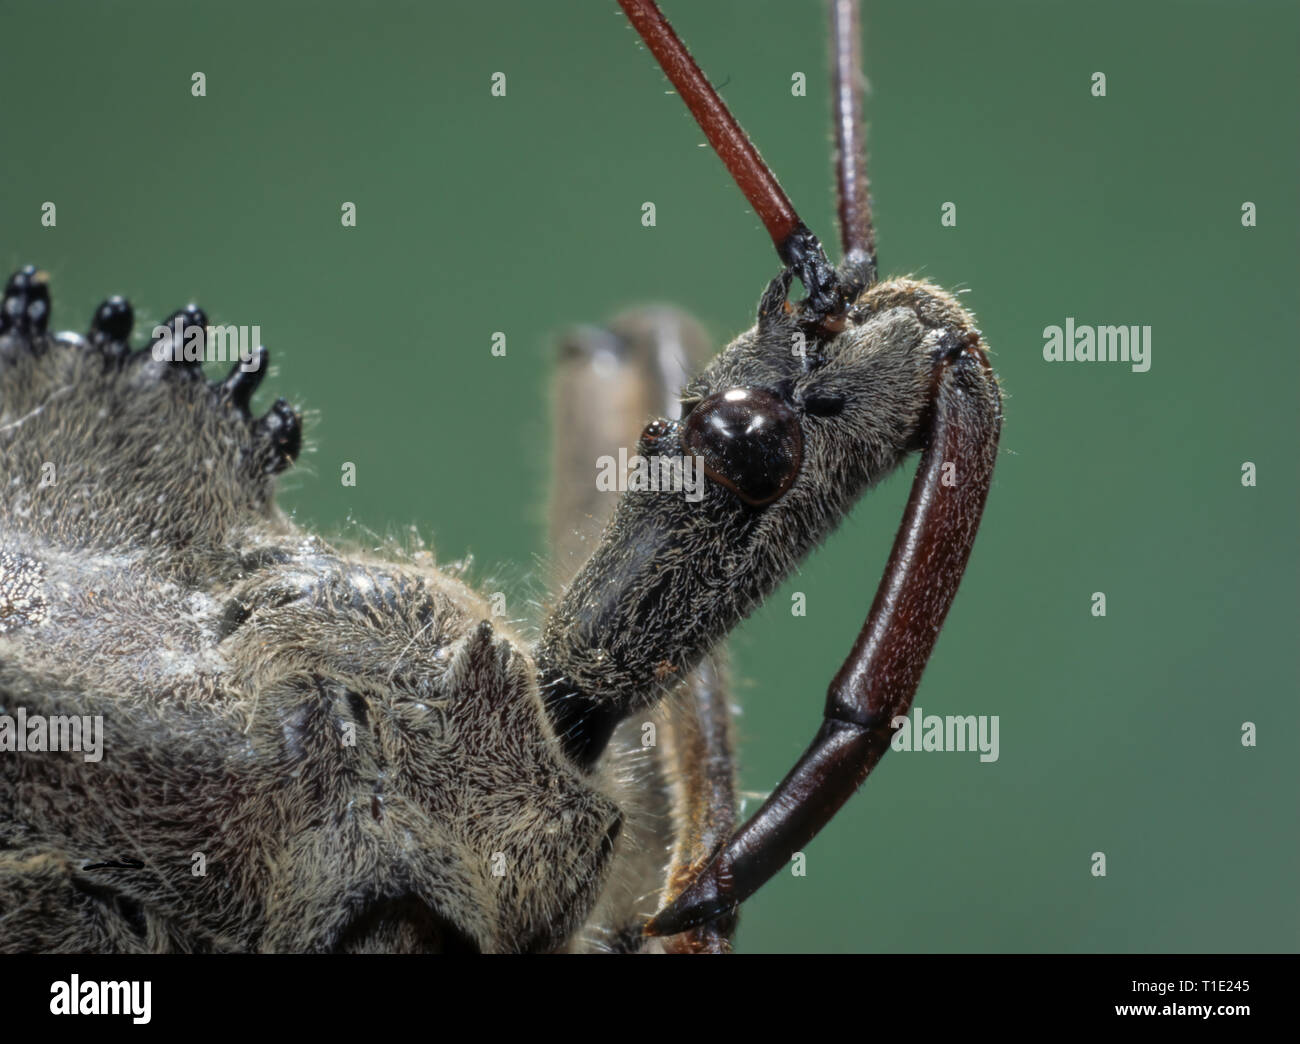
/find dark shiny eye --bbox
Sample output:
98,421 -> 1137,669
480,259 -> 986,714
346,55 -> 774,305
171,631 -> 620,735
639,418 -> 672,448
682,387 -> 802,506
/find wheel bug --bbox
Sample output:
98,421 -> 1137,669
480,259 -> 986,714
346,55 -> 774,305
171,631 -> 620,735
0,0 -> 999,952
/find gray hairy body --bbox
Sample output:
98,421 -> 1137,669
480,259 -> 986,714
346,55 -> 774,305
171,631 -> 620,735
0,270 -> 990,953
0,334 -> 627,952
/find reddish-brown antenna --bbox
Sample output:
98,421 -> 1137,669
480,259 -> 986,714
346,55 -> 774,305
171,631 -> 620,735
617,0 -> 847,318
831,0 -> 877,281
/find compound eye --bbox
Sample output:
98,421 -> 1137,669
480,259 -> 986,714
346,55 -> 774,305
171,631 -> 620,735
638,418 -> 673,449
682,387 -> 802,506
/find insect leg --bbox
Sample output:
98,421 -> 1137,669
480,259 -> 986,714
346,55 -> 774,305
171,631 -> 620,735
548,309 -> 737,953
655,652 -> 737,953
549,309 -> 705,583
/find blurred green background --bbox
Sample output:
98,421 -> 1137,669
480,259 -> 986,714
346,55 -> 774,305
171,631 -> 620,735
3,0 -> 1295,952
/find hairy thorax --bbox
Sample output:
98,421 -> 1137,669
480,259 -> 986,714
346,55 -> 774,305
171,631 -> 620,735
0,307 -> 619,953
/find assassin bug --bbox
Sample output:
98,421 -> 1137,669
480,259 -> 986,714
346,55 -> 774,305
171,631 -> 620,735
0,0 -> 999,952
